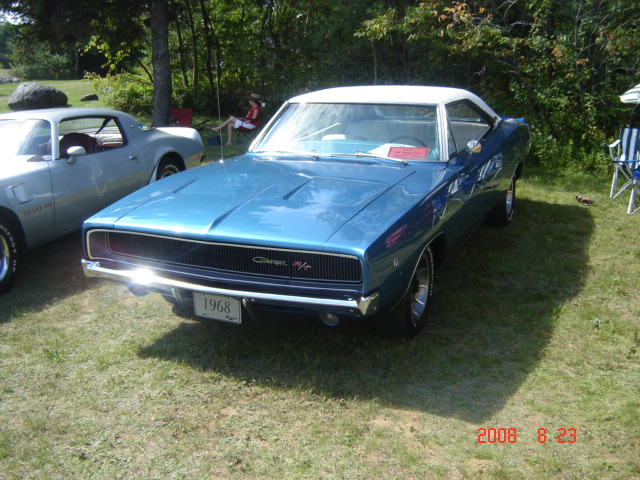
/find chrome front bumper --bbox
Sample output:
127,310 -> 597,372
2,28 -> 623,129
81,260 -> 378,316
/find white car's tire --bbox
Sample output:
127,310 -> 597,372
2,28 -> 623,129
0,219 -> 20,294
156,159 -> 182,180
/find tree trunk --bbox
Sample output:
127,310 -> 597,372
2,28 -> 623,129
150,0 -> 172,126
198,0 -> 217,103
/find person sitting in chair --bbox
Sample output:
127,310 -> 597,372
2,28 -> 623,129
210,93 -> 263,145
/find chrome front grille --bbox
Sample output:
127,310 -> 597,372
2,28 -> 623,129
104,231 -> 362,283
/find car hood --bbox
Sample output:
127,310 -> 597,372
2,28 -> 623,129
93,154 -> 448,252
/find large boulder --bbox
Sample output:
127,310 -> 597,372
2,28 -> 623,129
8,82 -> 68,111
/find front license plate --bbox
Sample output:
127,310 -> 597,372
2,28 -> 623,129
193,292 -> 242,324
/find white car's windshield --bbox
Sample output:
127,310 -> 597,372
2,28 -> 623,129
252,103 -> 440,162
0,119 -> 51,157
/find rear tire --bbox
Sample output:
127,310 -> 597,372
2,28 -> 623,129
374,246 -> 434,338
487,176 -> 516,226
0,219 -> 20,294
156,158 -> 182,180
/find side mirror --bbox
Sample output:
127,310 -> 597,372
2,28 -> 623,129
66,145 -> 87,164
467,140 -> 482,155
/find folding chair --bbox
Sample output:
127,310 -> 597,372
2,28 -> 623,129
170,107 -> 193,127
608,127 -> 640,199
235,107 -> 262,143
235,124 -> 260,143
628,166 -> 640,215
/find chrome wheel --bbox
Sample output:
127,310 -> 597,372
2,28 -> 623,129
487,175 -> 516,226
504,178 -> 515,220
410,258 -> 433,329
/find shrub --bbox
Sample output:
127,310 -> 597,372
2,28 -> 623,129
11,46 -> 74,80
86,72 -> 153,116
530,128 -> 610,177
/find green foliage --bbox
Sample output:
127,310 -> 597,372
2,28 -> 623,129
1,0 -> 639,170
9,40 -> 74,80
0,22 -> 18,68
530,128 -> 610,176
354,0 -> 639,172
86,72 -> 153,116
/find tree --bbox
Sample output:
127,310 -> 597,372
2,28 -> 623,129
150,0 -> 171,126
356,0 -> 640,171
0,0 -> 173,125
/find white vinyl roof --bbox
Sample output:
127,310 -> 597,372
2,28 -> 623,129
288,85 -> 500,122
0,107 -> 128,123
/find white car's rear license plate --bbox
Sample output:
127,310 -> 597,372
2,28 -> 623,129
193,292 -> 242,324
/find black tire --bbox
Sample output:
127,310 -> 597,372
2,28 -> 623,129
487,176 -> 516,226
156,159 -> 182,180
374,246 -> 434,338
0,219 -> 20,294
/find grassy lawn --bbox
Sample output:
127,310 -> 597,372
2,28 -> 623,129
0,77 -> 637,478
0,163 -> 638,479
0,78 -> 104,112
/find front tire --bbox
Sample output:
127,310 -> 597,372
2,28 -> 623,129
0,219 -> 20,294
374,246 -> 435,338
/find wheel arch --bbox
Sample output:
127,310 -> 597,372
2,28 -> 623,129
428,233 -> 448,271
514,160 -> 524,181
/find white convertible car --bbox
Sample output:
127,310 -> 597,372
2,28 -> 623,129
0,107 -> 205,293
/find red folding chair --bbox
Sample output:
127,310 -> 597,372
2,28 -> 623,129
170,107 -> 193,127
235,112 -> 262,143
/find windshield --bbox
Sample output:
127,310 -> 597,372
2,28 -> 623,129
252,103 -> 441,162
0,119 -> 51,157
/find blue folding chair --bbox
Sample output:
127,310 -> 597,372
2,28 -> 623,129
608,127 -> 640,199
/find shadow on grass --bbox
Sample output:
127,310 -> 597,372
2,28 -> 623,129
0,233 -> 92,322
138,198 -> 595,423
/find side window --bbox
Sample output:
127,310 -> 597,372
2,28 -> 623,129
58,116 -> 125,158
446,102 -> 492,158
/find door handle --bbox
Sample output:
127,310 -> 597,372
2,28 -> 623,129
129,155 -> 140,161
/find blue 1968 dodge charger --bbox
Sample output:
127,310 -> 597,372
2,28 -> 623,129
81,86 -> 530,337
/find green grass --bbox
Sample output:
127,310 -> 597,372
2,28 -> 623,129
1,165 -> 638,479
0,77 -> 104,113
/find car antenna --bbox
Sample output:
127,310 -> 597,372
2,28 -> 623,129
214,51 -> 225,161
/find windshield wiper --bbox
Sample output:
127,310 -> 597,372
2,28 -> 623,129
329,152 -> 407,165
253,150 -> 320,160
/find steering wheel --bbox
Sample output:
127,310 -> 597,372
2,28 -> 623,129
390,136 -> 427,147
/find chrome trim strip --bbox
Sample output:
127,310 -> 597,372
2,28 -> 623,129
82,260 -> 377,315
